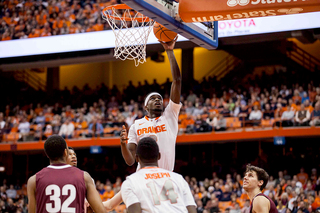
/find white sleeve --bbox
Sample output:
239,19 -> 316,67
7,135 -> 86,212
127,124 -> 137,145
121,179 -> 140,207
164,100 -> 182,121
181,177 -> 196,207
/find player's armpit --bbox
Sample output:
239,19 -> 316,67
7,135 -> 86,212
103,191 -> 123,210
252,196 -> 270,213
84,172 -> 108,213
127,203 -> 142,213
186,205 -> 197,213
27,175 -> 36,213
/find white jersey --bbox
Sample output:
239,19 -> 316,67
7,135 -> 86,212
128,100 -> 182,171
121,167 -> 196,213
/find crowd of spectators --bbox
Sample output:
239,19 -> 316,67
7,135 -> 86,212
0,75 -> 320,142
1,167 -> 320,213
0,0 -> 119,41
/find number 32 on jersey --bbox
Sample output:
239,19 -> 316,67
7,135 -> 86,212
146,180 -> 179,205
46,184 -> 76,213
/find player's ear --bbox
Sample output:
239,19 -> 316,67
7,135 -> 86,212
64,148 -> 68,158
158,152 -> 161,160
135,154 -> 140,164
258,180 -> 263,188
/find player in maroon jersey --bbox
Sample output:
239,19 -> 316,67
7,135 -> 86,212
27,135 -> 107,213
243,164 -> 278,213
66,147 -> 122,212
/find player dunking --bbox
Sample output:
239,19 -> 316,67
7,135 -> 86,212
120,38 -> 182,171
243,164 -> 278,213
27,135 -> 107,213
66,147 -> 122,212
121,137 -> 196,213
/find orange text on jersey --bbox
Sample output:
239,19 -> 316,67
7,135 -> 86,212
137,124 -> 166,136
145,172 -> 171,180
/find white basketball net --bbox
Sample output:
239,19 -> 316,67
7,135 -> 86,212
102,5 -> 155,66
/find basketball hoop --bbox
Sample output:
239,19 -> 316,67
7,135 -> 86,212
102,4 -> 155,66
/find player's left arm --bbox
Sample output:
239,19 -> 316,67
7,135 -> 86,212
127,203 -> 142,213
27,175 -> 36,213
187,205 -> 197,213
252,196 -> 270,213
160,37 -> 181,104
103,191 -> 123,211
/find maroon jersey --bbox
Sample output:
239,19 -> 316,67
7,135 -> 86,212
250,193 -> 278,213
36,164 -> 86,213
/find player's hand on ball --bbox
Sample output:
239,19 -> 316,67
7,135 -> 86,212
159,36 -> 178,51
120,125 -> 128,144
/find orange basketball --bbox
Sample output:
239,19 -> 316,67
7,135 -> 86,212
153,22 -> 177,42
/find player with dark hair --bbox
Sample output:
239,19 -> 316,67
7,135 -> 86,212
66,147 -> 122,212
67,147 -> 77,167
121,137 -> 196,213
120,38 -> 182,172
243,164 -> 278,213
27,135 -> 107,213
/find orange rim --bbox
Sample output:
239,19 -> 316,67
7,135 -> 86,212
102,4 -> 153,22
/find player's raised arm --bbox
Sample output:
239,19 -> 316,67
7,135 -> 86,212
27,175 -> 36,213
84,172 -> 108,213
120,125 -> 137,166
160,37 -> 181,104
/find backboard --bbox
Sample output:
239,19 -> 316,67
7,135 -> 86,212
121,0 -> 219,50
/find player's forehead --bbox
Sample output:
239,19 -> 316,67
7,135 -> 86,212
245,170 -> 257,177
69,149 -> 76,155
149,94 -> 162,99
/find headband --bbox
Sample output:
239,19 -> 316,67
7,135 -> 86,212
144,92 -> 163,106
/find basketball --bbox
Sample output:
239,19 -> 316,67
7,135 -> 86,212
153,22 -> 178,43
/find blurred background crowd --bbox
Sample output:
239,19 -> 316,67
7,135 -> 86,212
1,68 -> 320,142
0,0 -> 119,41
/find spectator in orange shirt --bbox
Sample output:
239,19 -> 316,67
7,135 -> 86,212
34,103 -> 43,115
68,23 -> 79,34
182,113 -> 195,133
98,183 -> 107,201
104,185 -> 114,201
304,100 -> 313,113
44,108 -> 54,124
1,31 -> 12,41
297,167 -> 309,186
85,23 -> 95,32
52,17 -> 64,29
292,90 -> 302,104
2,12 -> 12,25
41,28 -> 52,37
93,18 -> 104,31
28,28 -> 40,38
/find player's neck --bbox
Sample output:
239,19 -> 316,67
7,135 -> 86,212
247,188 -> 262,201
147,111 -> 162,118
140,162 -> 158,168
50,159 -> 67,165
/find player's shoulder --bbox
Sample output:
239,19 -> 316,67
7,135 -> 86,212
253,195 -> 270,206
163,99 -> 182,113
